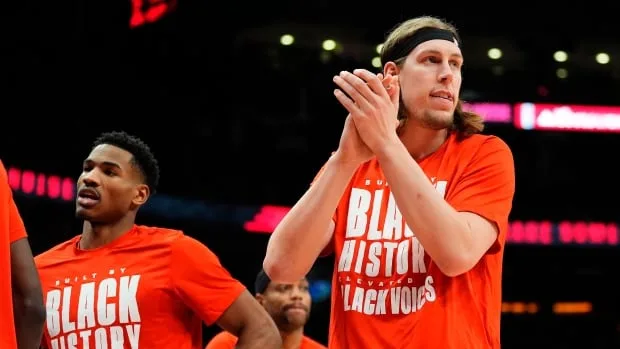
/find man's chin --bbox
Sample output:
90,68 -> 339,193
75,207 -> 95,220
423,111 -> 454,130
285,312 -> 309,327
279,320 -> 306,332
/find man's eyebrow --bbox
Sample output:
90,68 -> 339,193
83,159 -> 122,169
420,49 -> 463,59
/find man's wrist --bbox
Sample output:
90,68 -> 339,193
374,137 -> 404,162
328,151 -> 362,173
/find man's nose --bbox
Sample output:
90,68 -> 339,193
438,62 -> 454,83
81,172 -> 100,187
290,287 -> 303,300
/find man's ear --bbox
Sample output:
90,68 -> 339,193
132,183 -> 150,206
255,293 -> 265,306
383,61 -> 400,77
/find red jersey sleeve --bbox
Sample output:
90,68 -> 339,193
8,195 -> 27,243
204,331 -> 238,349
0,161 -> 27,243
446,136 -> 516,251
170,236 -> 246,325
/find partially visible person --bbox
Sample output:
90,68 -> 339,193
206,269 -> 326,349
0,160 -> 46,349
264,16 -> 515,349
35,131 -> 281,349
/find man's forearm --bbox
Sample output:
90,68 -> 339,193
264,153 -> 358,282
14,292 -> 46,349
234,320 -> 282,349
375,140 -> 472,274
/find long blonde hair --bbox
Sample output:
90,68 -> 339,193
380,16 -> 484,137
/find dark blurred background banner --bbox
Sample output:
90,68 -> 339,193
3,1 -> 620,348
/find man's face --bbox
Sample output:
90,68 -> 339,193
392,38 -> 463,129
258,278 -> 312,332
76,144 -> 148,223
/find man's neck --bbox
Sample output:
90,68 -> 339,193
80,215 -> 136,250
281,328 -> 304,349
399,121 -> 449,161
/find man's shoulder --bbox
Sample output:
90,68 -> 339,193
442,133 -> 512,167
455,133 -> 511,153
135,224 -> 186,242
137,225 -> 223,265
137,225 -> 209,253
35,235 -> 81,268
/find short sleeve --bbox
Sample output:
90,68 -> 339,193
9,196 -> 27,243
0,160 -> 27,243
446,137 -> 516,252
171,236 -> 246,325
204,331 -> 239,349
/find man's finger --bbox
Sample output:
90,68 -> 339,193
333,89 -> 360,115
334,73 -> 373,111
353,69 -> 389,99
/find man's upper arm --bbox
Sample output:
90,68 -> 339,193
448,137 -> 516,253
10,238 -> 42,300
318,220 -> 336,257
213,290 -> 274,338
171,236 -> 246,325
9,194 -> 27,243
4,164 -> 41,298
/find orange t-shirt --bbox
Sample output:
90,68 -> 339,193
35,225 -> 246,349
321,133 -> 515,349
0,160 -> 28,349
205,330 -> 327,349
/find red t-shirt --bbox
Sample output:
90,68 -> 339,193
321,133 -> 515,349
0,160 -> 28,349
35,225 -> 246,349
205,330 -> 327,349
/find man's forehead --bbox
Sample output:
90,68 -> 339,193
413,39 -> 462,57
87,144 -> 133,163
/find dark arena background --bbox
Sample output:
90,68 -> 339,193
3,1 -> 620,348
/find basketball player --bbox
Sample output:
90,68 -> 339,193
205,269 -> 326,349
35,131 -> 281,349
0,160 -> 46,349
264,16 -> 516,349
